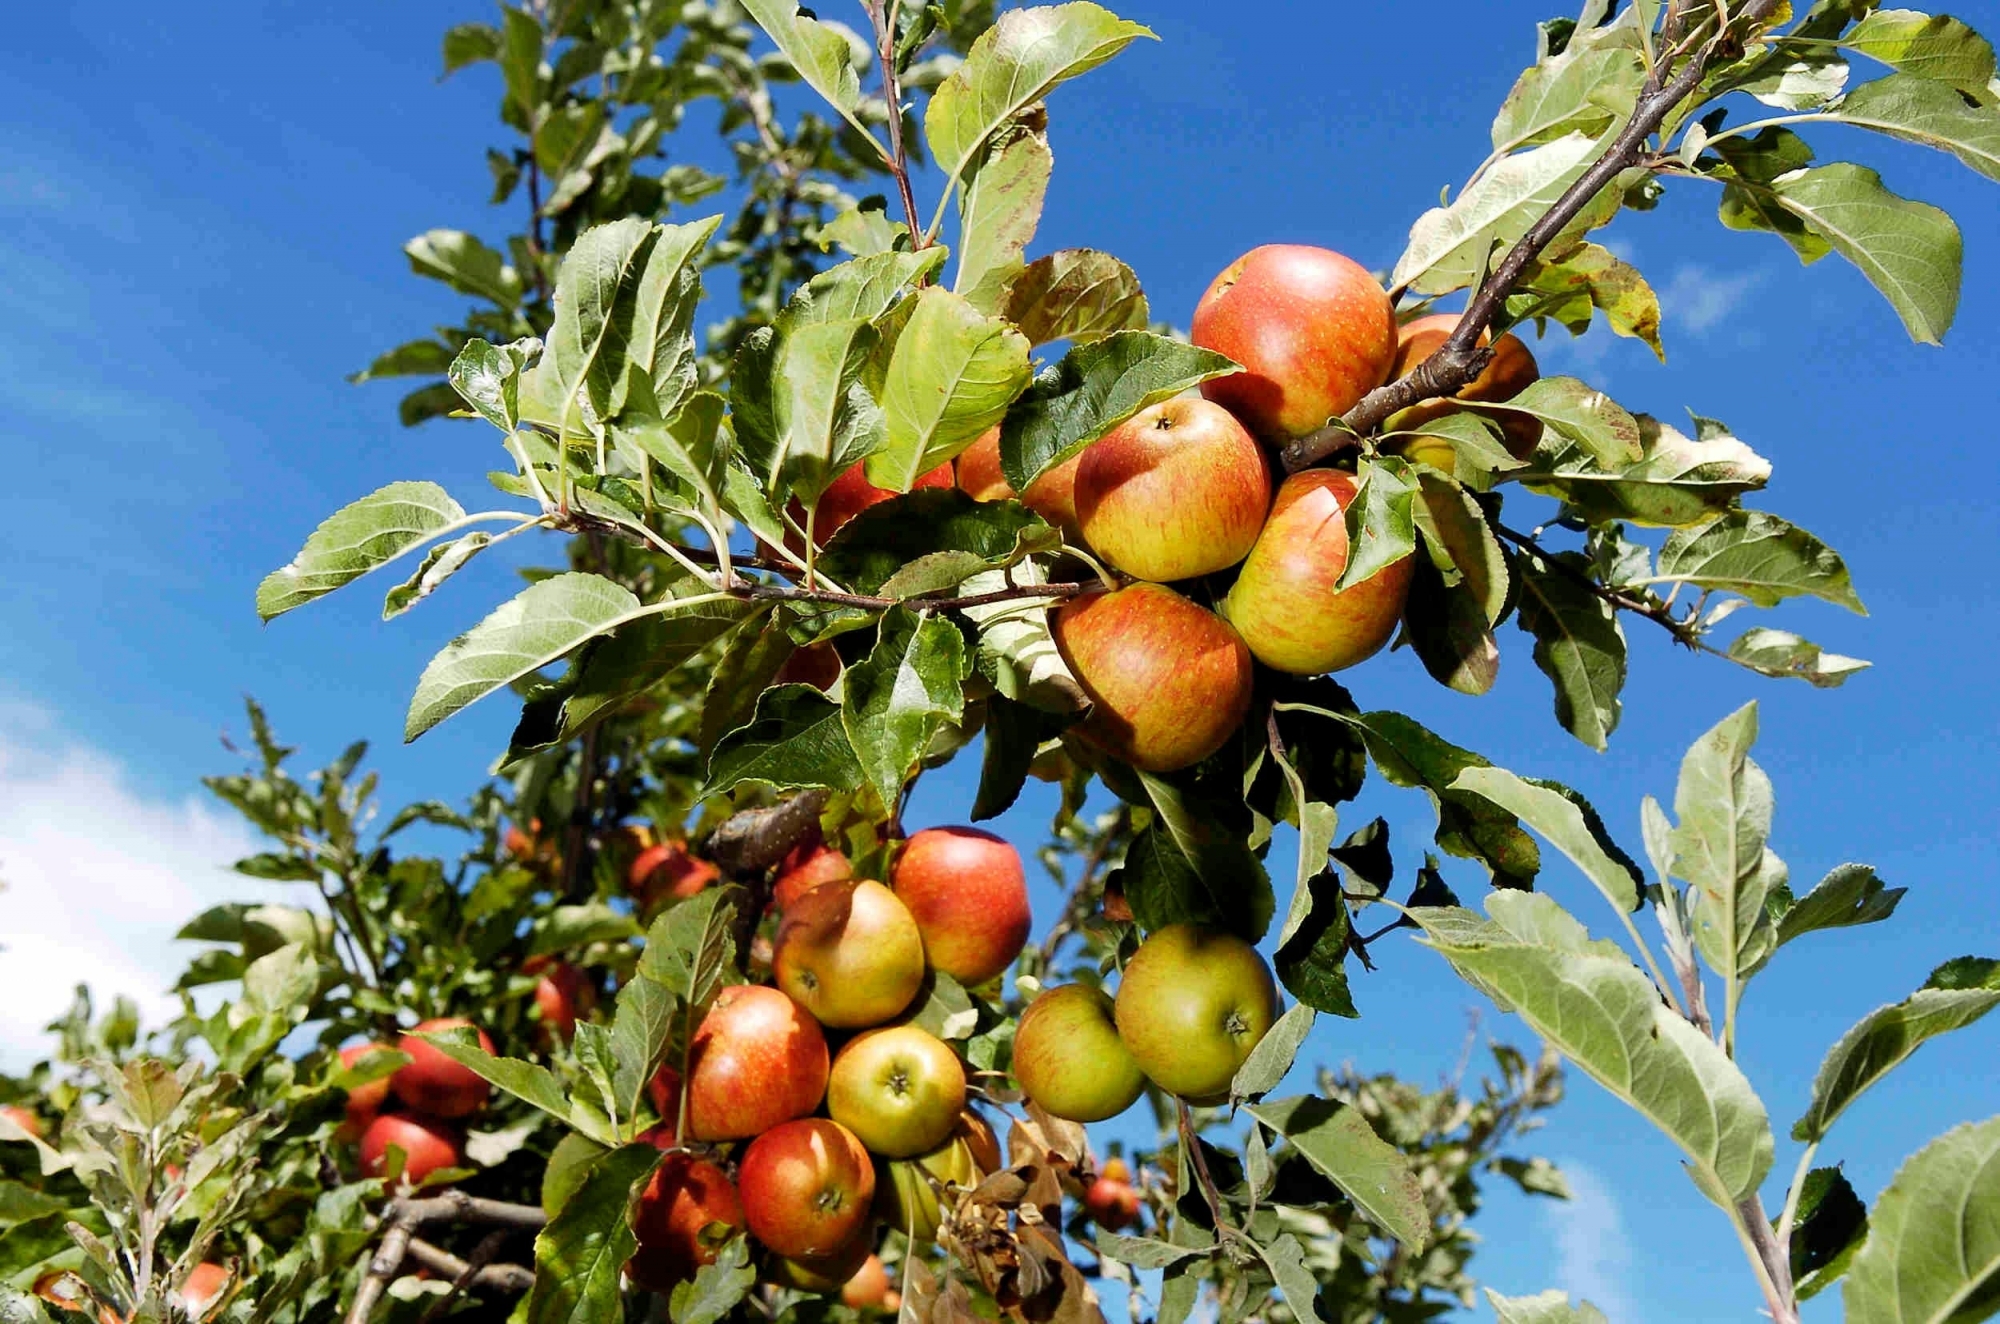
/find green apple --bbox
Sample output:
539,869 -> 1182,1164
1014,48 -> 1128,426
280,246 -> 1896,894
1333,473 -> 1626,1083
1013,984 -> 1145,1122
1114,924 -> 1279,1104
827,1025 -> 967,1158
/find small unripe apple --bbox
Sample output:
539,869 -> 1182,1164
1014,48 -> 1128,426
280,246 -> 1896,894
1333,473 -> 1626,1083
392,1018 -> 494,1119
1191,244 -> 1397,439
828,1025 -> 968,1159
772,838 -> 854,912
359,1113 -> 465,1185
1083,1176 -> 1141,1231
335,1042 -> 396,1143
773,879 -> 927,1029
1224,469 -> 1413,676
738,1118 -> 877,1261
174,1263 -> 230,1318
684,985 -> 829,1141
1114,924 -> 1279,1104
1013,985 -> 1145,1123
790,461 -> 954,550
628,1148 -> 745,1292
1385,312 -> 1542,458
526,959 -> 596,1042
841,1254 -> 893,1310
891,826 -> 1031,987
874,1130 -> 980,1243
1050,583 -> 1254,773
1075,398 -> 1271,582
2,1104 -> 43,1139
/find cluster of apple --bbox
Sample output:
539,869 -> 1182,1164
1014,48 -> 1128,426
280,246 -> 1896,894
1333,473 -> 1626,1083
779,245 -> 1542,774
338,1017 -> 495,1187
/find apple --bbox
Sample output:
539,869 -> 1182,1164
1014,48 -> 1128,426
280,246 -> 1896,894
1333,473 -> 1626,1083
629,841 -> 719,907
1012,984 -> 1145,1122
790,461 -> 954,550
1074,398 -> 1272,583
957,427 -> 1087,542
1101,1156 -> 1132,1184
1,1104 -> 43,1139
1224,469 -> 1414,676
960,1109 -> 1003,1176
359,1112 -> 465,1184
1113,924 -> 1279,1104
1083,1175 -> 1140,1231
392,1018 -> 494,1119
773,836 -> 854,912
767,1234 -> 874,1294
1191,244 -> 1398,439
174,1263 -> 230,1318
773,642 -> 843,692
827,1025 -> 968,1159
646,1063 -> 683,1132
1384,312 -> 1542,459
738,1118 -> 877,1261
841,1254 -> 893,1310
628,1149 -> 746,1292
891,826 -> 1031,987
773,879 -> 926,1029
525,959 -> 596,1041
1049,583 -> 1254,773
684,984 -> 830,1141
335,1042 -> 396,1143
954,425 -> 1011,501
874,1130 -> 980,1243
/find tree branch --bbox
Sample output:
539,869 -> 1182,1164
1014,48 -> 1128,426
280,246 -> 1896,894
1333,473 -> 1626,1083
868,0 -> 928,248
347,1195 -> 547,1324
1493,523 -> 1704,648
405,1238 -> 536,1295
1280,0 -> 1786,473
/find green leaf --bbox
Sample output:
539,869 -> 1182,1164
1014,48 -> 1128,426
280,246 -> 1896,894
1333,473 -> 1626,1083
1273,865 -> 1359,1019
414,1027 -> 596,1138
1513,550 -> 1627,750
1000,249 -> 1151,346
1484,376 -> 1642,468
1843,1114 -> 2000,1324
1666,704 -> 1785,988
1412,898 -> 1775,1205
781,250 -> 949,329
257,482 -> 477,621
1137,770 -> 1275,941
1450,767 -> 1642,913
448,337 -> 540,433
441,21 -> 501,74
1484,1289 -> 1609,1324
698,612 -> 792,758
381,531 -> 493,620
818,487 -> 1058,597
669,1235 -> 757,1324
1403,555 -> 1500,697
820,200 -> 908,257
1093,1233 -> 1211,1270
529,904 -> 642,957
1336,457 -> 1418,591
407,572 -> 652,741
703,685 -> 865,798
638,887 -> 741,1008
1257,1235 -> 1328,1324
1652,510 -> 1865,612
1793,964 -> 2000,1142
1777,863 -> 1906,945
1790,1166 -> 1870,1301
958,561 -> 1086,713
1492,29 -> 1646,151
534,218 -> 657,435
867,289 -> 1032,492
924,2 -> 1155,185
351,337 -> 458,383
404,229 -> 522,307
841,608 -> 971,808
738,0 -> 878,146
997,331 -> 1240,492
621,391 -> 733,521
773,319 -> 885,505
972,696 -> 1059,821
603,975 -> 679,1125
1726,626 -> 1872,687
1525,412 -> 1772,528
1392,131 -> 1605,295
1246,1096 -> 1429,1251
906,971 -> 978,1041
954,126 -> 1053,311
1834,74 -> 2000,182
610,215 -> 723,421
1511,240 -> 1664,357
525,1143 -> 662,1323
1231,1003 -> 1315,1103
1844,13 -> 1997,97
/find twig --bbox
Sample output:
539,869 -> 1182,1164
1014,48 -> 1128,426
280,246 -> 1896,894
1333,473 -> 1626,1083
1493,523 -> 1703,648
1033,806 -> 1131,972
1280,0 -> 1787,473
347,1195 -> 547,1324
867,0 -> 928,247
1176,1101 -> 1244,1249
415,1230 -> 512,1324
1734,1191 -> 1801,1324
404,1238 -> 536,1295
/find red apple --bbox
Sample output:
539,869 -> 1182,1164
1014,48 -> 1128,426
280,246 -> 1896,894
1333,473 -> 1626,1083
1075,398 -> 1272,582
1013,984 -> 1145,1123
1385,312 -> 1543,459
1050,583 -> 1254,773
841,1254 -> 893,1310
527,960 -> 596,1042
1084,1176 -> 1141,1231
955,425 -> 1011,501
891,827 -> 1031,987
628,1149 -> 746,1292
738,1118 -> 877,1261
646,1063 -> 684,1133
1113,924 -> 1279,1104
392,1018 -> 494,1119
790,461 -> 954,550
957,427 -> 1088,542
1191,244 -> 1397,439
335,1042 -> 396,1143
684,984 -> 829,1141
827,1025 -> 968,1159
773,838 -> 854,913
773,879 -> 927,1029
1,1104 -> 42,1139
359,1113 -> 465,1185
174,1263 -> 230,1318
1223,469 -> 1413,676
629,842 -> 719,907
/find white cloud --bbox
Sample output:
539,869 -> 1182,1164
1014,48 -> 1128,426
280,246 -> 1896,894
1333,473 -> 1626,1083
1661,264 -> 1765,335
0,708 -> 267,1069
1544,1161 -> 1640,1323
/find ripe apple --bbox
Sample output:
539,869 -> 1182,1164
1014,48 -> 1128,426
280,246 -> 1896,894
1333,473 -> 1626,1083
1223,469 -> 1414,675
738,1118 -> 877,1261
767,1233 -> 874,1294
1,1103 -> 43,1139
628,1149 -> 746,1292
359,1113 -> 465,1184
773,642 -> 843,692
874,1130 -> 980,1243
1013,984 -> 1145,1122
392,1018 -> 494,1119
841,1254 -> 893,1310
174,1263 -> 230,1318
890,826 -> 1031,987
525,959 -> 596,1041
957,427 -> 1088,541
954,425 -> 1011,500
773,837 -> 854,912
773,879 -> 926,1028
1113,924 -> 1279,1104
1050,583 -> 1254,773
335,1042 -> 396,1143
1385,312 -> 1542,459
827,1025 -> 968,1159
629,841 -> 719,907
646,1063 -> 684,1134
1074,398 -> 1272,582
684,984 -> 830,1141
790,461 -> 954,550
1083,1175 -> 1141,1231
1191,244 -> 1398,439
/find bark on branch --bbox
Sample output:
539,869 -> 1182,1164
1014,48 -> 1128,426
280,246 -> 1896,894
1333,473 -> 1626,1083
346,1194 -> 546,1324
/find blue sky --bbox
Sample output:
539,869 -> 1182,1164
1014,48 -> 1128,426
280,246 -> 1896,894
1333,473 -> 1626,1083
4,1 -> 1999,1319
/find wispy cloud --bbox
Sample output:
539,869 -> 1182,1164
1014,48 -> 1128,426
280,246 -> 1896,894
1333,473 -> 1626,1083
1661,264 -> 1766,335
0,706 -> 266,1067
1544,1161 -> 1639,1323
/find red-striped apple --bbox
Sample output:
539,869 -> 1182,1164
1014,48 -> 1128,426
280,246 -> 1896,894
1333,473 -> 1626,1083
891,826 -> 1031,986
1075,398 -> 1271,582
